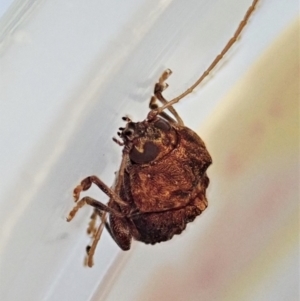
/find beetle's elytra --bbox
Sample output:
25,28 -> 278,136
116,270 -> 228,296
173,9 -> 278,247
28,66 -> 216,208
67,0 -> 259,267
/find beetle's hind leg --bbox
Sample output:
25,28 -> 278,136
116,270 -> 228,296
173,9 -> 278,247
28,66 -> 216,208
85,210 -> 108,267
87,209 -> 115,240
109,214 -> 133,251
86,209 -> 98,237
84,207 -> 132,266
150,69 -> 184,126
66,196 -> 125,267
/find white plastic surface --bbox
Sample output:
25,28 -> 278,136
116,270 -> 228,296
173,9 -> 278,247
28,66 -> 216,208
0,1 -> 14,19
0,1 -> 298,301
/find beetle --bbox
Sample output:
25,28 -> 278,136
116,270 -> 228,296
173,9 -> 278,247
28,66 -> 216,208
67,0 -> 259,267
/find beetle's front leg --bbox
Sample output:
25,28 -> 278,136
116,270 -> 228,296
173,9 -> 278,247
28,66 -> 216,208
67,196 -> 124,222
150,69 -> 184,125
149,96 -> 177,124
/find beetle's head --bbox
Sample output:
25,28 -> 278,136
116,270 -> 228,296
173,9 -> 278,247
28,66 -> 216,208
118,117 -> 177,164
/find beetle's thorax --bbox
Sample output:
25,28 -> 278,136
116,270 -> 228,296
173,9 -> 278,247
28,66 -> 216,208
120,117 -> 177,164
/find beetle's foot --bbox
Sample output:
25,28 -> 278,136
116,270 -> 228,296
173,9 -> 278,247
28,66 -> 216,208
154,69 -> 172,94
73,184 -> 83,202
66,198 -> 87,222
159,68 -> 172,85
84,245 -> 94,267
86,214 -> 107,267
73,177 -> 93,202
87,210 -> 98,237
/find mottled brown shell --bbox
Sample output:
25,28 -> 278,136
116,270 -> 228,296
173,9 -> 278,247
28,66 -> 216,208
116,120 -> 212,244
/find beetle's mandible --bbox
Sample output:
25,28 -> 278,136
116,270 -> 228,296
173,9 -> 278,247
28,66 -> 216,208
67,0 -> 259,267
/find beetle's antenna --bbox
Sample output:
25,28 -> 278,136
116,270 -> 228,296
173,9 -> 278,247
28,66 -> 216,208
156,0 -> 259,115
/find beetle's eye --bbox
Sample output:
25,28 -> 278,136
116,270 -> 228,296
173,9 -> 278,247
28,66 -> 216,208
124,129 -> 134,136
154,118 -> 171,131
129,141 -> 159,164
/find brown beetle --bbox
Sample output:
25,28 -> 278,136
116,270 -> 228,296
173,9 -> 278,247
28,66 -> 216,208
67,0 -> 259,267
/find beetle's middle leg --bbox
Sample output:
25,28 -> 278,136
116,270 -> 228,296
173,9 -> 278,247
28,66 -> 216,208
73,175 -> 128,207
150,69 -> 184,126
67,196 -> 124,222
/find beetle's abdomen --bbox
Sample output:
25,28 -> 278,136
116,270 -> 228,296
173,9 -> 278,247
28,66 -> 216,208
131,204 -> 203,244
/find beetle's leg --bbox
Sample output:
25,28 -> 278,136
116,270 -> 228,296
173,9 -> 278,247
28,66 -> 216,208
85,211 -> 108,267
107,214 -> 132,251
73,175 -> 128,207
87,209 -> 98,236
150,94 -> 184,125
88,209 -> 112,238
154,80 -> 184,126
149,96 -> 177,124
104,153 -> 133,250
85,208 -> 132,266
67,196 -> 125,222
90,208 -> 129,246
82,208 -> 128,267
82,152 -> 132,262
67,200 -> 112,267
150,69 -> 184,125
87,209 -> 107,237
